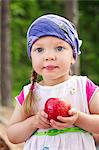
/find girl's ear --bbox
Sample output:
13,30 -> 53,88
71,58 -> 75,65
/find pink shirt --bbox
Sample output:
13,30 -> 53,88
86,79 -> 98,104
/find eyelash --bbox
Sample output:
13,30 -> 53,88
34,46 -> 65,53
34,48 -> 44,53
55,46 -> 65,52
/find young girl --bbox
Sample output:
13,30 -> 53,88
7,14 -> 99,150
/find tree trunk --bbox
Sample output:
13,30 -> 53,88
64,0 -> 80,75
0,0 -> 1,105
1,0 -> 12,107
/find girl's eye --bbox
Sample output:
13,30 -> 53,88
35,47 -> 44,53
55,46 -> 65,52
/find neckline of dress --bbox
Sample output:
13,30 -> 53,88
36,75 -> 77,90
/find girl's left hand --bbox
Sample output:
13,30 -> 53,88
50,108 -> 79,130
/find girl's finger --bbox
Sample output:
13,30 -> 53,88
57,116 -> 68,122
57,115 -> 75,123
39,121 -> 50,129
68,108 -> 77,116
50,119 -> 69,129
41,110 -> 48,118
40,115 -> 50,125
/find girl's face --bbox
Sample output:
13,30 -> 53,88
31,36 -> 75,86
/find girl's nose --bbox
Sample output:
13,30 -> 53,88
44,54 -> 56,61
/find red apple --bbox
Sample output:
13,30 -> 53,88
44,98 -> 71,121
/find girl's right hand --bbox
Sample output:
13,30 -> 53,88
33,110 -> 51,129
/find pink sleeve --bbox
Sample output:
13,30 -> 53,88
86,79 -> 98,104
15,90 -> 24,105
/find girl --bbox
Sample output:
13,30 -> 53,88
7,14 -> 99,150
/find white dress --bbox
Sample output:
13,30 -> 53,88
22,76 -> 96,150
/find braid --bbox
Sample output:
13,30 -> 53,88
23,70 -> 38,114
31,70 -> 37,85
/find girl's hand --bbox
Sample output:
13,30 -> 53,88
50,108 -> 79,130
33,110 -> 51,129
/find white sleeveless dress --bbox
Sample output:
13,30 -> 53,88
22,76 -> 96,150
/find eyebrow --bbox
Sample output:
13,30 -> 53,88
55,41 -> 66,45
32,43 -> 43,49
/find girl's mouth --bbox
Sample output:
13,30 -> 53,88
43,65 -> 58,71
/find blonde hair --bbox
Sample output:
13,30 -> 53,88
23,70 -> 37,114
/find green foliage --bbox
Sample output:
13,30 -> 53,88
10,0 -> 42,65
37,0 -> 65,15
79,0 -> 99,84
10,0 -> 42,98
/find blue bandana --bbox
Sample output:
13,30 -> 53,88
27,14 -> 82,60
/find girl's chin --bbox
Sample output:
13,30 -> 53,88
41,77 -> 68,86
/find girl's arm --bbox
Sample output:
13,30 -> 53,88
75,91 -> 99,134
7,104 -> 50,144
93,134 -> 99,146
7,104 -> 37,144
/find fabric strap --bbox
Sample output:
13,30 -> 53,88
33,127 -> 87,136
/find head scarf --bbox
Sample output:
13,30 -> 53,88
27,14 -> 82,60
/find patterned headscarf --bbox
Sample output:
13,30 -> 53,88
27,14 -> 82,60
